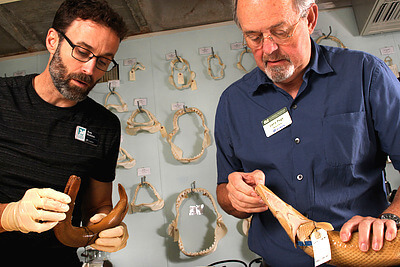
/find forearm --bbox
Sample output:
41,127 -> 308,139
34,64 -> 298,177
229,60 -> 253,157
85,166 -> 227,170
383,185 -> 400,216
217,183 -> 252,219
81,179 -> 113,226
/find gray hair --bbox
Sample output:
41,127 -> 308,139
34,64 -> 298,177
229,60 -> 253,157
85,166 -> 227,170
232,0 -> 316,29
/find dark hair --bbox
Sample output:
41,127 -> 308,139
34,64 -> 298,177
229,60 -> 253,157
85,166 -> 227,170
52,0 -> 128,41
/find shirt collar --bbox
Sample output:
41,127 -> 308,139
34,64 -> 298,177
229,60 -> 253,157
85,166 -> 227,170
251,38 -> 334,94
309,38 -> 334,75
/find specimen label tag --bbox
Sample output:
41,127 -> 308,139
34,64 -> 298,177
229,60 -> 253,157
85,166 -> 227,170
311,229 -> 332,267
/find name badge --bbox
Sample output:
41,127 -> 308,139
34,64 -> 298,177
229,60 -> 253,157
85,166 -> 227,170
75,126 -> 99,146
261,107 -> 292,137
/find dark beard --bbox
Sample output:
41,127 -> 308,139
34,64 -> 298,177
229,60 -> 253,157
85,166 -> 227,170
49,46 -> 96,102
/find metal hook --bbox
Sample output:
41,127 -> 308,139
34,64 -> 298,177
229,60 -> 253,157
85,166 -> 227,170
211,47 -> 215,58
191,181 -> 196,193
183,105 -> 187,113
141,176 -> 146,185
242,34 -> 249,52
137,100 -> 143,112
324,26 -> 332,39
108,82 -> 115,94
175,50 -> 181,62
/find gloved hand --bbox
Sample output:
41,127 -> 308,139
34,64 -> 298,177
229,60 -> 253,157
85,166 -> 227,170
89,213 -> 129,252
1,188 -> 71,233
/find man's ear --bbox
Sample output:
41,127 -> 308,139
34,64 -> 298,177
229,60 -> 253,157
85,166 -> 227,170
46,28 -> 60,55
307,3 -> 318,35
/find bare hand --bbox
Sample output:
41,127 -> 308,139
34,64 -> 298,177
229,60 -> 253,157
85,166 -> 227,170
226,170 -> 268,214
340,215 -> 397,252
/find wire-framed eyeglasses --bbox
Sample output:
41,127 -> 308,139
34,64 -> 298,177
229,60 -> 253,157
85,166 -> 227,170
244,15 -> 305,48
57,30 -> 117,72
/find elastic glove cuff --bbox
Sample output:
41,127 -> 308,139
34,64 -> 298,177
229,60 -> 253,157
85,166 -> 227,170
1,202 -> 23,232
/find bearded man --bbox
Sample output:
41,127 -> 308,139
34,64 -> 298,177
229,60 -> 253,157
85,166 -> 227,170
215,0 -> 400,266
0,0 -> 128,265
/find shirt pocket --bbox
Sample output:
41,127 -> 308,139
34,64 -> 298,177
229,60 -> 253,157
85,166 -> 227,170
322,111 -> 369,166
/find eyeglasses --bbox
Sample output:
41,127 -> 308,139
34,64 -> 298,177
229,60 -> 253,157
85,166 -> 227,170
244,16 -> 305,48
57,31 -> 117,72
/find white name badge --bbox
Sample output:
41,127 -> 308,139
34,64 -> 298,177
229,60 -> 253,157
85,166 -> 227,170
261,107 -> 292,137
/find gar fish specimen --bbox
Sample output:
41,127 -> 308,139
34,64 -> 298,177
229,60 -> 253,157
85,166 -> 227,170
54,175 -> 128,247
255,184 -> 400,267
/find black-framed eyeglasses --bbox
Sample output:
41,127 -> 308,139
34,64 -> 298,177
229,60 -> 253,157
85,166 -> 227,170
57,30 -> 117,72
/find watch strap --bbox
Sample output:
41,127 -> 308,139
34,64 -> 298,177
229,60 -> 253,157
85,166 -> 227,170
380,213 -> 400,228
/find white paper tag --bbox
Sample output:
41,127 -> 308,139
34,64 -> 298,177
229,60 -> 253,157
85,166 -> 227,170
134,98 -> 147,107
137,167 -> 151,176
129,68 -> 136,81
108,80 -> 120,88
165,52 -> 176,61
123,58 -> 137,66
198,46 -> 212,55
177,72 -> 185,85
171,102 -> 185,110
13,70 -> 26,76
311,229 -> 331,267
380,46 -> 395,55
261,107 -> 292,137
230,42 -> 244,50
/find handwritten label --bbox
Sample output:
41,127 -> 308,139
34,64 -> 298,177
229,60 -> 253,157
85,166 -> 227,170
137,167 -> 151,176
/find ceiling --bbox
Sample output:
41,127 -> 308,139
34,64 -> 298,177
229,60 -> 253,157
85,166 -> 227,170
0,0 -> 352,59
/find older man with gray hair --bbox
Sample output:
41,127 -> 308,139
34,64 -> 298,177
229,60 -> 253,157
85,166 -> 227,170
215,0 -> 400,266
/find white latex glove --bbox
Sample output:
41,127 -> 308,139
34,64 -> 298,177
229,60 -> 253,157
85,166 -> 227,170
1,188 -> 71,233
89,213 -> 129,252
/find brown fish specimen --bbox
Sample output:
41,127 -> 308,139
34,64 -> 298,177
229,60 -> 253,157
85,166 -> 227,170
54,175 -> 128,247
255,184 -> 400,267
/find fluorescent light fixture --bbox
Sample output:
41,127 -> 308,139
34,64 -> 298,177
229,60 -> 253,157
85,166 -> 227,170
319,2 -> 336,9
0,0 -> 20,4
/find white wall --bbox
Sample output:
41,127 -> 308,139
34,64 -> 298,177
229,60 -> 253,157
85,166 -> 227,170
0,6 -> 400,267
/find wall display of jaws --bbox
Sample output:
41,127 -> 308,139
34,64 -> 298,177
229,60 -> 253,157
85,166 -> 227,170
0,22 -> 267,267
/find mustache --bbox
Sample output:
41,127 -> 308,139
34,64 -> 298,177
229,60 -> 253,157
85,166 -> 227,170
263,52 -> 291,63
67,72 -> 93,84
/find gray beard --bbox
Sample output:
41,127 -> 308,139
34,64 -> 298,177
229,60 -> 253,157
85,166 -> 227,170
49,46 -> 96,102
264,64 -> 295,83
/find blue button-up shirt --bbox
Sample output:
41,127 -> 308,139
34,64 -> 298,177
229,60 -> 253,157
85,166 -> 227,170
215,40 -> 400,266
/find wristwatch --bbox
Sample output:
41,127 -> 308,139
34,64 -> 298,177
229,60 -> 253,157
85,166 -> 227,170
380,213 -> 400,228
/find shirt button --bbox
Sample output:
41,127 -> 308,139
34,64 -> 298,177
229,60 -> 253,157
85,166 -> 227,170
294,137 -> 300,144
297,174 -> 304,181
292,104 -> 298,110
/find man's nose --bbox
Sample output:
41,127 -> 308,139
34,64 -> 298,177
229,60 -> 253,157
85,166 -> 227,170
81,57 -> 97,75
262,36 -> 279,55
